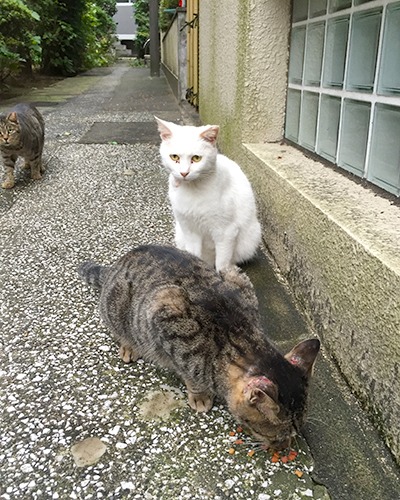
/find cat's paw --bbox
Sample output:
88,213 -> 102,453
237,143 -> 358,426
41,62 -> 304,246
188,392 -> 213,412
119,345 -> 139,363
2,178 -> 15,189
22,161 -> 30,170
31,173 -> 42,180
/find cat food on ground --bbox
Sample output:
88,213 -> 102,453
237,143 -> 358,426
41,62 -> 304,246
270,450 -> 298,464
228,448 -> 235,455
247,450 -> 255,457
295,470 -> 303,478
229,431 -> 235,436
234,439 -> 243,445
237,427 -> 243,433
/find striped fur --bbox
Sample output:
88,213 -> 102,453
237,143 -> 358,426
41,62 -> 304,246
0,103 -> 45,188
78,245 -> 320,450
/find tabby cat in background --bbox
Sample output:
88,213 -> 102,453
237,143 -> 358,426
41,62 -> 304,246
156,117 -> 261,271
78,244 -> 320,450
0,103 -> 45,189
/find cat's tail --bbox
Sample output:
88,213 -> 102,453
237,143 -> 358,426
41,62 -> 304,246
77,261 -> 110,290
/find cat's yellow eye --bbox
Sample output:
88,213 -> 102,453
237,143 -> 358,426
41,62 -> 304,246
170,154 -> 180,163
192,155 -> 202,162
8,129 -> 14,134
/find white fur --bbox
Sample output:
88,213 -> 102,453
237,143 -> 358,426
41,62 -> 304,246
156,117 -> 261,271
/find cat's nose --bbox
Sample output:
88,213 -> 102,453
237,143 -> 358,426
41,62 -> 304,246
180,172 -> 189,178
271,436 -> 291,451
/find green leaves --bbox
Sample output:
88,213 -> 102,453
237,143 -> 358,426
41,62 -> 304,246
0,0 -> 117,80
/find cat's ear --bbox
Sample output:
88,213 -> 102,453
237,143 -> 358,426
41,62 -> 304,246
284,339 -> 320,379
155,116 -> 173,141
244,382 -> 280,421
199,125 -> 219,145
7,112 -> 18,124
244,376 -> 280,415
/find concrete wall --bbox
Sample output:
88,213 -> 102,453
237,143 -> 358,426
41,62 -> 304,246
161,9 -> 188,102
197,0 -> 400,463
162,20 -> 179,78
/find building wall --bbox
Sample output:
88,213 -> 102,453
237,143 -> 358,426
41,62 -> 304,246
197,0 -> 400,463
199,0 -> 291,149
114,3 -> 137,40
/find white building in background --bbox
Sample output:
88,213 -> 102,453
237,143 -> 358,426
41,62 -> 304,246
113,1 -> 137,55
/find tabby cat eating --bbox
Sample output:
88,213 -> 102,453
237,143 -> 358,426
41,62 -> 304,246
78,245 -> 320,450
156,118 -> 261,271
0,103 -> 45,189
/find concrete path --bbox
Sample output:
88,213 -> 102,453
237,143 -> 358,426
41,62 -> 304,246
1,62 -> 400,500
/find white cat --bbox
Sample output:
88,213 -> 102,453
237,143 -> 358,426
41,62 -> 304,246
156,117 -> 261,271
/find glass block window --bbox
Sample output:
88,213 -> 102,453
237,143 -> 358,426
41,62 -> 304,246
286,0 -> 400,196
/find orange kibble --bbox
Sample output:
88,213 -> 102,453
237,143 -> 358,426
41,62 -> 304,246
228,448 -> 235,454
288,454 -> 297,461
237,427 -> 243,433
273,452 -> 280,458
229,431 -> 235,436
289,450 -> 298,457
271,456 -> 279,463
281,456 -> 288,463
247,450 -> 255,457
295,470 -> 303,478
234,439 -> 243,445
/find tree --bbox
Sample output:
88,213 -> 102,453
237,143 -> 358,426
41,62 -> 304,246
0,0 -> 117,79
0,0 -> 41,79
133,0 -> 149,59
159,0 -> 180,32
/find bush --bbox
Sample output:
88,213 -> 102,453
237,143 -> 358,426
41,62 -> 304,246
159,0 -> 180,32
0,41 -> 24,84
0,0 -> 41,79
82,1 -> 117,69
1,0 -> 117,78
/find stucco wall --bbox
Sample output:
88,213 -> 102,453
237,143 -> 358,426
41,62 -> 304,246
199,0 -> 291,149
243,143 -> 400,460
198,2 -> 240,145
197,0 -> 400,462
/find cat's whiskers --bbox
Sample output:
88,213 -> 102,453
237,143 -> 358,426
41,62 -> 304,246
304,416 -> 336,439
306,415 -> 329,427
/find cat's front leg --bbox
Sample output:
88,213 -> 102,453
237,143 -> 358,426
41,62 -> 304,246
214,228 -> 239,271
185,380 -> 213,412
175,220 -> 203,258
1,152 -> 17,189
2,167 -> 15,189
119,343 -> 140,363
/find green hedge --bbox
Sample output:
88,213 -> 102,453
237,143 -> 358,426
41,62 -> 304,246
0,0 -> 117,82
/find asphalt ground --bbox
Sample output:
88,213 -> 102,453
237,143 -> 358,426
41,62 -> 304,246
1,62 -> 400,500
